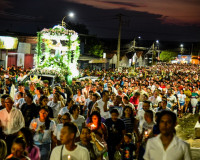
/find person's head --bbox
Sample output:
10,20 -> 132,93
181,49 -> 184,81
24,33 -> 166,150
43,87 -> 50,96
161,99 -> 167,108
5,97 -> 14,112
123,95 -> 129,104
0,94 -> 9,108
157,110 -> 177,136
61,112 -> 71,124
60,122 -> 77,144
124,133 -> 132,144
142,94 -> 149,101
69,104 -> 80,116
92,93 -> 99,103
66,98 -> 74,108
144,110 -> 154,123
88,91 -> 93,99
89,111 -> 101,127
114,95 -> 122,106
35,87 -> 43,95
39,95 -> 49,107
17,92 -> 23,100
80,127 -> 91,143
110,109 -> 119,122
11,137 -> 26,158
142,100 -> 151,111
43,80 -> 49,87
18,127 -> 34,150
102,90 -> 109,101
77,88 -> 82,95
0,139 -> 7,160
123,106 -> 133,118
18,84 -> 25,93
153,91 -> 159,98
39,107 -> 49,121
53,92 -> 60,103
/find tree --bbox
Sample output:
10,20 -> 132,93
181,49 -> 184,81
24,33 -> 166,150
160,50 -> 178,62
85,37 -> 104,58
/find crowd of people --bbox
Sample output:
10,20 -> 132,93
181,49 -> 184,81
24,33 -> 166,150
0,63 -> 199,160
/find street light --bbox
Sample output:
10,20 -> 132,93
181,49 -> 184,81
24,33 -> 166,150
180,44 -> 184,55
62,12 -> 74,27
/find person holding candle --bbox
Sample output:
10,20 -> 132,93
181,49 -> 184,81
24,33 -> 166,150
18,127 -> 41,160
50,122 -> 90,160
78,127 -> 106,160
29,107 -> 56,160
87,111 -> 108,143
7,137 -> 30,160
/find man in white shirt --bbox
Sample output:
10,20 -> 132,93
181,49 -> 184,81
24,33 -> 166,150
0,97 -> 25,154
50,122 -> 90,160
92,90 -> 111,119
143,110 -> 192,160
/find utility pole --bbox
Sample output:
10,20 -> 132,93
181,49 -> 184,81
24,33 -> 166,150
116,14 -> 123,69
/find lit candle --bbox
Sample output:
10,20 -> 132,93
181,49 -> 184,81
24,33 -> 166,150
144,131 -> 148,138
67,155 -> 71,160
90,124 -> 96,130
32,122 -> 37,130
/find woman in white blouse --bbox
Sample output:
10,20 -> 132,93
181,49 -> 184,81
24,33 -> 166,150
30,107 -> 56,160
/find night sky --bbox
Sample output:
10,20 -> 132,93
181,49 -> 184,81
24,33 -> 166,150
0,0 -> 200,41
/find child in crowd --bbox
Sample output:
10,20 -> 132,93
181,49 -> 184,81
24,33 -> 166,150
7,137 -> 30,160
120,133 -> 136,160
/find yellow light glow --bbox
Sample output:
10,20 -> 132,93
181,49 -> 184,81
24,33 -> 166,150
0,36 -> 18,49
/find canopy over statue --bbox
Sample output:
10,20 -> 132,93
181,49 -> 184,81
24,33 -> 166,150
34,25 -> 80,82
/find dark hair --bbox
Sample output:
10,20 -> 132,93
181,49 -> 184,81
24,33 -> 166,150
123,95 -> 129,101
18,92 -> 24,97
26,93 -> 33,101
36,87 -> 43,94
143,100 -> 151,106
39,107 -> 51,129
145,110 -> 154,120
63,112 -> 71,120
19,127 -> 34,152
122,106 -> 135,123
39,95 -> 48,106
0,94 -> 10,99
110,108 -> 119,115
134,92 -> 140,96
93,93 -> 100,99
157,110 -> 177,126
89,111 -> 101,127
124,133 -> 132,139
63,122 -> 77,138
13,137 -> 26,150
69,104 -> 79,114
102,90 -> 109,97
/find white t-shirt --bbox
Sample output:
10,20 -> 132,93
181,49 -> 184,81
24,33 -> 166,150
50,144 -> 90,160
143,134 -> 192,160
177,94 -> 186,103
48,101 -> 62,118
71,115 -> 85,132
30,118 -> 56,145
95,99 -> 112,119
58,106 -> 69,116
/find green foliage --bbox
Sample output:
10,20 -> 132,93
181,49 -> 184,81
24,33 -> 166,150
89,44 -> 104,57
85,37 -> 104,58
160,50 -> 178,62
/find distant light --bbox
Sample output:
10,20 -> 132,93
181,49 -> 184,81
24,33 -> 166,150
138,36 -> 141,39
69,12 -> 74,18
103,53 -> 106,59
180,44 -> 184,48
156,40 -> 159,43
